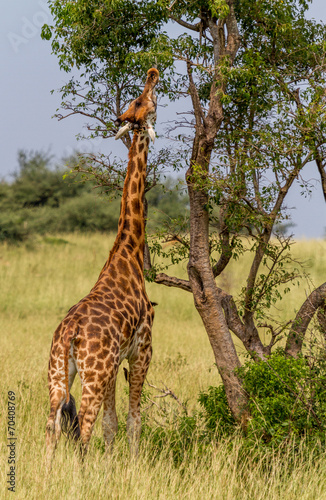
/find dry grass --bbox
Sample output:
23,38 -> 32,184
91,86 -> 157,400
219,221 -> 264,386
1,233 -> 326,499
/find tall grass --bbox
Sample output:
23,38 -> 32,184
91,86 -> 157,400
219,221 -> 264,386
1,234 -> 326,499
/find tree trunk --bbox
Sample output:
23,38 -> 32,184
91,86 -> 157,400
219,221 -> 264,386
190,275 -> 249,424
186,137 -> 249,424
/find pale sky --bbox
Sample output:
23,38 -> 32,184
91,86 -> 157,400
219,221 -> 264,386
1,0 -> 326,238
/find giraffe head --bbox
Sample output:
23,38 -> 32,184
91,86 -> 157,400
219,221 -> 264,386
115,68 -> 159,142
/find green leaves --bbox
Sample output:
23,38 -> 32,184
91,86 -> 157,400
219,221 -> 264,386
44,0 -> 167,71
238,349 -> 326,446
238,238 -> 302,320
41,24 -> 52,40
200,348 -> 326,448
208,0 -> 229,19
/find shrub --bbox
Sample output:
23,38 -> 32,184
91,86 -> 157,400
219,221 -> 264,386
0,211 -> 29,243
198,385 -> 236,436
35,193 -> 120,234
199,350 -> 326,450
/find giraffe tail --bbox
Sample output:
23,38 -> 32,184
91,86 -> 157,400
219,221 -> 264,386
61,320 -> 81,442
61,394 -> 80,442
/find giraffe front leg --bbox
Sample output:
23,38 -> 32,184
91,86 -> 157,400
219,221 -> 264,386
127,335 -> 152,457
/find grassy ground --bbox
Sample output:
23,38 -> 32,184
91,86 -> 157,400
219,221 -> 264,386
1,233 -> 326,499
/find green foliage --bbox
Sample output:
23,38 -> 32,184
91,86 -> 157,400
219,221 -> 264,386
0,195 -> 120,243
237,238 -> 302,320
209,0 -> 229,18
0,211 -> 30,243
198,385 -> 236,436
1,150 -> 89,211
199,350 -> 326,450
42,0 -> 167,71
239,351 -> 326,447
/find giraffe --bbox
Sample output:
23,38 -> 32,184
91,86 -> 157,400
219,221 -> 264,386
46,68 -> 159,465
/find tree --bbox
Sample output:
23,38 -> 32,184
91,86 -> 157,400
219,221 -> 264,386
42,0 -> 326,423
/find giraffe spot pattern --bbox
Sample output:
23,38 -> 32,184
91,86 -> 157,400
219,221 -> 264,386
137,157 -> 143,172
131,181 -> 138,194
131,199 -> 141,215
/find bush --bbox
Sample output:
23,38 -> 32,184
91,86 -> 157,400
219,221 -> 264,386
0,211 -> 30,243
32,193 -> 120,234
198,385 -> 236,436
199,350 -> 326,450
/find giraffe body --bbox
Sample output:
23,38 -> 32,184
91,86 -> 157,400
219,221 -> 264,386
46,69 -> 159,464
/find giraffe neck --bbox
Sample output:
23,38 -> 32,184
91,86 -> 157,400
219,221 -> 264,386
105,130 -> 150,271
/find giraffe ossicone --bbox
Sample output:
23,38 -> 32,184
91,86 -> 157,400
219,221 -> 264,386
46,68 -> 159,467
115,121 -> 133,140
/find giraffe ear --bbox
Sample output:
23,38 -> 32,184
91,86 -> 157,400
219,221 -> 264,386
147,123 -> 156,143
115,122 -> 133,140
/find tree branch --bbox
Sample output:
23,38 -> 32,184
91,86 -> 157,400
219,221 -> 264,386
169,14 -> 201,32
219,288 -> 268,358
186,61 -> 206,129
315,155 -> 326,202
154,272 -> 192,292
317,303 -> 326,337
285,282 -> 326,357
212,210 -> 233,277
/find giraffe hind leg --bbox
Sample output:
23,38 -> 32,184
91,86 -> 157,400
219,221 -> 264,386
127,338 -> 152,457
46,391 -> 65,469
102,378 -> 118,452
77,387 -> 107,458
60,346 -> 80,441
46,346 -> 78,466
77,361 -> 119,457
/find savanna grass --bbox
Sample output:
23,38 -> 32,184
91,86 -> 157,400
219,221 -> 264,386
1,233 -> 326,499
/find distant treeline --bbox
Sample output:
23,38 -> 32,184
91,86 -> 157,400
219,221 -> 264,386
0,150 -> 189,243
